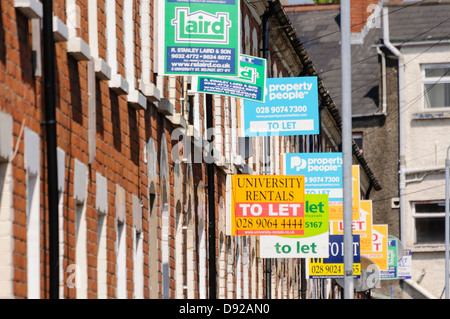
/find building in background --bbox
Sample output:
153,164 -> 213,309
380,1 -> 450,299
286,0 -> 450,299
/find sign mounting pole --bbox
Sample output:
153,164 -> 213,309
340,0 -> 354,299
262,3 -> 272,300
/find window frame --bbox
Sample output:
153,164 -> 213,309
421,63 -> 450,111
412,200 -> 447,246
352,132 -> 363,154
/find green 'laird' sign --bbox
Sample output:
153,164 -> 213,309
192,54 -> 267,102
158,0 -> 241,77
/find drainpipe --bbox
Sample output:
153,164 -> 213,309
382,6 -> 406,244
42,0 -> 59,299
206,93 -> 217,299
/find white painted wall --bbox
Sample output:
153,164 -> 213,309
401,44 -> 450,298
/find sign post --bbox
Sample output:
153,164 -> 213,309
340,0 -> 354,299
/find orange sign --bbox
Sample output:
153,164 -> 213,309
329,165 -> 361,221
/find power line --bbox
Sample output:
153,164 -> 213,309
298,0 -> 428,46
361,64 -> 450,140
372,182 -> 446,204
329,32 -> 450,103
321,16 -> 450,80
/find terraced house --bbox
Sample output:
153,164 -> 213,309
0,0 -> 379,299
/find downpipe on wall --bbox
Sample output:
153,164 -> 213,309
382,6 -> 406,245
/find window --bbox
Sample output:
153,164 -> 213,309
132,194 -> 143,299
25,128 -> 40,299
175,202 -> 185,299
96,173 -> 108,298
27,172 -> 40,299
353,132 -> 363,154
114,185 -> 126,298
148,192 -> 158,298
133,227 -> 143,299
116,221 -> 126,299
74,159 -> 87,298
75,201 -> 87,298
413,201 -> 447,244
161,202 -> 170,299
0,112 -> 13,298
0,161 -> 13,298
423,65 -> 450,109
97,213 -> 107,299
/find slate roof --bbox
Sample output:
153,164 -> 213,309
286,6 -> 381,117
387,1 -> 450,44
278,2 -> 381,190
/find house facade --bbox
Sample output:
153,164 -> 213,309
381,1 -> 450,299
286,0 -> 450,299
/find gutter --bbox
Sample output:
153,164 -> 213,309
402,279 -> 436,299
404,166 -> 445,175
382,5 -> 406,244
388,39 -> 450,47
352,113 -> 386,118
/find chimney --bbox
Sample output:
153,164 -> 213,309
350,0 -> 380,33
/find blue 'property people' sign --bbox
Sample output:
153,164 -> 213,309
283,152 -> 343,203
241,77 -> 319,137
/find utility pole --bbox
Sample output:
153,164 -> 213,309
340,0 -> 354,299
262,1 -> 272,300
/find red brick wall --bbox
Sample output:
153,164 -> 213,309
0,0 -> 186,298
284,1 -> 381,34
350,0 -> 379,33
1,0 -> 41,299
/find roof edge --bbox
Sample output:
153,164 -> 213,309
385,0 -> 450,7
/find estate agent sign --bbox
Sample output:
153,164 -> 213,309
159,0 -> 240,76
241,77 -> 319,137
227,175 -> 305,236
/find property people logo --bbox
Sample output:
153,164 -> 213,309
290,156 -> 307,172
171,8 -> 231,44
289,155 -> 343,173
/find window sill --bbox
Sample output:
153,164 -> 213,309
411,243 -> 446,252
67,37 -> 91,62
14,0 -> 43,19
139,80 -> 160,103
94,58 -> 111,81
412,111 -> 450,120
